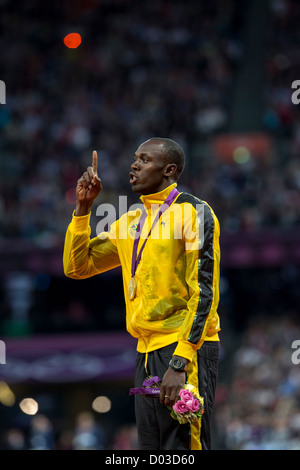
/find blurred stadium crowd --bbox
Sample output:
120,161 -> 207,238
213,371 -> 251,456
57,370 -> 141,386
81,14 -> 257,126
3,410 -> 138,450
0,0 -> 240,240
0,0 -> 300,450
0,0 -> 299,241
215,316 -> 300,450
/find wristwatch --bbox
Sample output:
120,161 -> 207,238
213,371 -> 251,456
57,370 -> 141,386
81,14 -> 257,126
169,356 -> 188,372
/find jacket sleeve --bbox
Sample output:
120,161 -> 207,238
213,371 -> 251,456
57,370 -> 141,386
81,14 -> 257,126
63,212 -> 121,279
174,201 -> 220,362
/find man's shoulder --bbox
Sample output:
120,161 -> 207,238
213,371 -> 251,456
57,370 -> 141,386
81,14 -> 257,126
176,192 -> 203,208
176,192 -> 219,223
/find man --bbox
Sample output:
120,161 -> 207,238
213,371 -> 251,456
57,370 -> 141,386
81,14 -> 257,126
63,138 -> 221,450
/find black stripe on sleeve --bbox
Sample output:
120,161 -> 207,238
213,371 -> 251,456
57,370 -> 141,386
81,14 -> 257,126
176,193 -> 215,345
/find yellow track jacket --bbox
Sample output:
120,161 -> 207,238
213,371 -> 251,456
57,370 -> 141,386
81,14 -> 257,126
63,183 -> 221,362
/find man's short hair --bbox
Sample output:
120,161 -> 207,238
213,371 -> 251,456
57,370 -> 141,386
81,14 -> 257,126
150,137 -> 185,180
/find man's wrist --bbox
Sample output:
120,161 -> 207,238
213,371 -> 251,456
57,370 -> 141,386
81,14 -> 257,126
169,355 -> 188,372
75,201 -> 93,217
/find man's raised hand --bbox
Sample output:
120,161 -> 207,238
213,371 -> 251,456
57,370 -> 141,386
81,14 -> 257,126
75,150 -> 102,216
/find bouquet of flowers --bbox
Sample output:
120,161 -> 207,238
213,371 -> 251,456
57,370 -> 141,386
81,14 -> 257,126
170,384 -> 204,424
129,377 -> 204,424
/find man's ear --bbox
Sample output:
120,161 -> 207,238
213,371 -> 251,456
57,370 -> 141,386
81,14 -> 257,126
164,163 -> 177,178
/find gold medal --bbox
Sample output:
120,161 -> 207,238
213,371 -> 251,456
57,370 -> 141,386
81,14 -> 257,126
128,276 -> 137,300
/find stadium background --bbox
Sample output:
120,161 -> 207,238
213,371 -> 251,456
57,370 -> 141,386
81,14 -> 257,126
0,0 -> 300,450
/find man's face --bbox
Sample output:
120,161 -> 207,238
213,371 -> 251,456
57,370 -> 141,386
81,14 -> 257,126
129,140 -> 170,195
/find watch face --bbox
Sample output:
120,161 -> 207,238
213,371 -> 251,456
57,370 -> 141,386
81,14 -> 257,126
171,358 -> 185,370
173,359 -> 182,369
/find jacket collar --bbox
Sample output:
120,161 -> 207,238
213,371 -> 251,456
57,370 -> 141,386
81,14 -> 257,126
139,183 -> 177,210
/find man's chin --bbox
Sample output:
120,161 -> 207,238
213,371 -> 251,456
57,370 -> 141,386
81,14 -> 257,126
131,181 -> 143,194
131,184 -> 142,194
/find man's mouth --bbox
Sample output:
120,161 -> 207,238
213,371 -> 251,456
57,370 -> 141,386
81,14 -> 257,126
129,172 -> 138,184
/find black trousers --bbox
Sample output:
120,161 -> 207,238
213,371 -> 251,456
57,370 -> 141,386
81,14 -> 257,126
134,341 -> 219,450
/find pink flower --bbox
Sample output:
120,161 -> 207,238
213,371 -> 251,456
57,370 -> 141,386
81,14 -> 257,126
186,398 -> 200,412
179,389 -> 194,402
173,400 -> 189,414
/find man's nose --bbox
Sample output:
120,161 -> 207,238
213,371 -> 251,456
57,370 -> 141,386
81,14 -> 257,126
131,160 -> 139,170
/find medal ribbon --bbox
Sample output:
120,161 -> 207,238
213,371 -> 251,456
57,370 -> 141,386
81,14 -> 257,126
131,187 -> 179,279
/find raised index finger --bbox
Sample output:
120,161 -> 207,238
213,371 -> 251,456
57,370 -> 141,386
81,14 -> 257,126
92,150 -> 98,176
